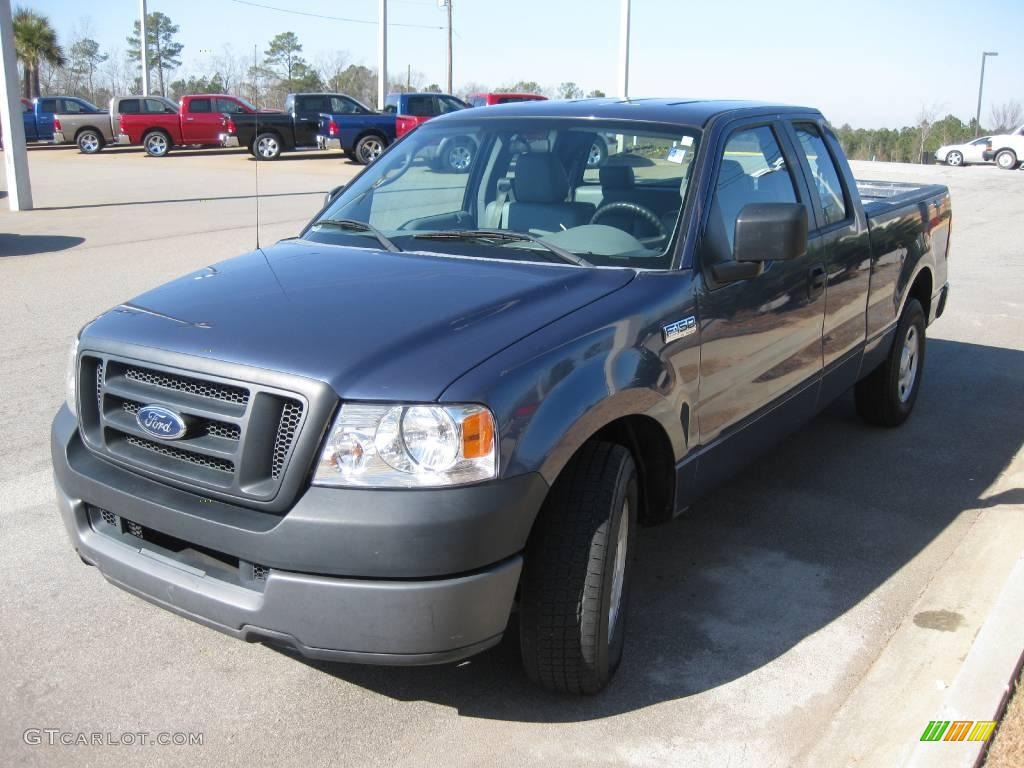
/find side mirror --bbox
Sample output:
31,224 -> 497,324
733,203 -> 808,263
324,185 -> 346,207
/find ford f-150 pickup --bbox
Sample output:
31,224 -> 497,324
52,99 -> 951,694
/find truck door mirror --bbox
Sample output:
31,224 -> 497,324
733,203 -> 808,263
324,185 -> 346,207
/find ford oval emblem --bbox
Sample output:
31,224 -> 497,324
136,405 -> 187,440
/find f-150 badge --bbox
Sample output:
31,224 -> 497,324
663,316 -> 697,343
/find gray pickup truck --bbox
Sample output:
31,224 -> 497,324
52,99 -> 950,694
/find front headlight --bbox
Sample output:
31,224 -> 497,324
314,403 -> 497,488
65,336 -> 80,418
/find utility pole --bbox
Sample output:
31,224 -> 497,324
377,0 -> 387,110
407,64 -> 411,91
140,0 -> 150,96
0,0 -> 33,210
618,0 -> 631,99
445,0 -> 453,94
975,51 -> 998,137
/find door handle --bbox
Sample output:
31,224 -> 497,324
186,117 -> 195,121
808,265 -> 827,300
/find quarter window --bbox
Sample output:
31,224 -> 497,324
188,98 -> 212,113
794,124 -> 848,226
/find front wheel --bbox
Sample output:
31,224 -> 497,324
253,133 -> 282,160
442,138 -> 475,173
995,150 -> 1018,170
354,134 -> 387,165
945,150 -> 963,167
77,130 -> 104,154
587,138 -> 608,168
519,441 -> 637,694
855,298 -> 926,427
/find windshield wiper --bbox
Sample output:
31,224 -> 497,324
313,218 -> 401,252
412,229 -> 593,267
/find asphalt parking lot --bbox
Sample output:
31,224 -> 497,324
1,146 -> 1022,768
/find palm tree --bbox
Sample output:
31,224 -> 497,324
13,8 -> 66,99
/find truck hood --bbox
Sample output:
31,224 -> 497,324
83,239 -> 635,401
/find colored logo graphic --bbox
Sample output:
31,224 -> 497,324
920,720 -> 996,742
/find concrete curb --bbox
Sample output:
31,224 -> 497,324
905,553 -> 1024,768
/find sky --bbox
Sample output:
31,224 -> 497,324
21,0 -> 1024,128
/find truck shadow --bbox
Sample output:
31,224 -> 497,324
0,233 -> 84,256
287,337 -> 1023,722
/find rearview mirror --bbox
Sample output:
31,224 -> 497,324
324,185 -> 346,207
733,203 -> 808,263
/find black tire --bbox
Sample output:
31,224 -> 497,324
77,129 -> 104,154
995,149 -> 1018,170
354,134 -> 387,165
519,441 -> 638,694
855,298 -> 926,427
252,132 -> 282,160
945,150 -> 963,167
143,130 -> 171,158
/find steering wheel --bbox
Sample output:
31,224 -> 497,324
590,201 -> 667,246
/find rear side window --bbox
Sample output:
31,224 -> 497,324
793,124 -> 848,226
298,95 -> 329,113
188,98 -> 212,113
39,99 -> 58,113
405,95 -> 435,116
119,98 -> 141,114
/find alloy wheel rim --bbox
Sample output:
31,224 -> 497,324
897,325 -> 919,403
258,138 -> 278,158
81,134 -> 99,152
361,139 -> 383,162
449,145 -> 471,170
148,135 -> 166,154
588,143 -> 603,166
998,153 -> 1014,169
948,153 -> 961,166
607,498 -> 630,636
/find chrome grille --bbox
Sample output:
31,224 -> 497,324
79,353 -> 313,510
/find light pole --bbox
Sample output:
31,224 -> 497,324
975,51 -> 997,137
0,0 -> 33,210
378,0 -> 387,110
140,0 -> 150,96
618,0 -> 631,99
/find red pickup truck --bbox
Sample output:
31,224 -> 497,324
118,94 -> 277,157
385,92 -> 469,139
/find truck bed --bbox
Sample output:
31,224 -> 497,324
855,179 -> 949,218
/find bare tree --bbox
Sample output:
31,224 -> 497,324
916,102 -> 943,160
207,45 -> 247,95
316,50 -> 350,92
989,100 -> 1023,134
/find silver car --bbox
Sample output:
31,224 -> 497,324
934,136 -> 992,167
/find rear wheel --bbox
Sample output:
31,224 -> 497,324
995,150 -> 1018,170
442,138 -> 475,173
354,134 -> 386,165
587,138 -> 608,168
855,298 -> 926,427
253,133 -> 282,160
143,131 -> 170,157
519,441 -> 637,694
77,129 -> 103,154
945,150 -> 963,167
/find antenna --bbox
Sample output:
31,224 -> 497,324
253,42 -> 261,250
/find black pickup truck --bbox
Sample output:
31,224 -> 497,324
53,99 -> 950,694
221,92 -> 395,160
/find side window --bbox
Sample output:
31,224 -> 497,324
469,96 -> 485,107
39,99 -> 58,114
405,95 -> 435,117
298,96 -> 328,113
793,124 -> 848,226
119,99 -> 141,114
705,125 -> 799,259
145,99 -> 170,113
61,99 -> 84,113
215,98 -> 242,114
188,98 -> 212,113
438,96 -> 466,114
328,96 -> 357,114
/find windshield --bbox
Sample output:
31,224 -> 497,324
305,118 -> 701,269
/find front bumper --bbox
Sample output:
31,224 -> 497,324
52,405 -> 546,663
219,133 -> 240,148
317,135 -> 342,150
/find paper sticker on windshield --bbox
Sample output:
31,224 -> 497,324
667,147 -> 688,164
681,136 -> 694,147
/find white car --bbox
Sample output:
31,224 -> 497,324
983,126 -> 1024,170
934,136 -> 992,166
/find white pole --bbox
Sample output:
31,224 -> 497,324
140,0 -> 150,96
618,0 -> 630,99
0,0 -> 33,211
446,0 -> 453,94
377,0 -> 387,110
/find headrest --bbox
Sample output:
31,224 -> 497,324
513,154 -> 569,203
718,159 -> 748,187
599,165 -> 635,189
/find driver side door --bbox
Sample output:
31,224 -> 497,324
694,120 -> 826,484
